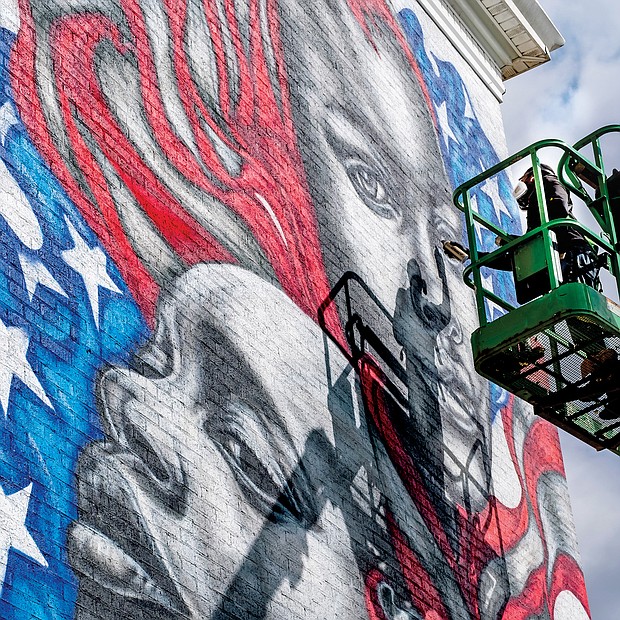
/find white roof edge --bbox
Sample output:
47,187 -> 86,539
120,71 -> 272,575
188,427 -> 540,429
511,0 -> 565,52
443,0 -> 564,81
392,1 -> 563,100
394,0 -> 564,89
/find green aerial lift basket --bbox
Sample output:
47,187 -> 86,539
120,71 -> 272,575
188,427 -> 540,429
453,125 -> 620,455
473,283 -> 620,452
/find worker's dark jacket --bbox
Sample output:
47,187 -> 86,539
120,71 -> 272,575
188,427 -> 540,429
523,164 -> 588,252
483,165 -> 599,298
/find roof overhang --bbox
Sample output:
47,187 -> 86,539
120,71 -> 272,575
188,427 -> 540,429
393,0 -> 563,101
445,0 -> 564,80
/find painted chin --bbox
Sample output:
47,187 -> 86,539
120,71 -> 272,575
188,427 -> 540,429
435,343 -> 485,430
436,379 -> 480,438
435,350 -> 491,506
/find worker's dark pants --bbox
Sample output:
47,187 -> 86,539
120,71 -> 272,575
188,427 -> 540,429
479,244 -> 600,289
560,245 -> 600,290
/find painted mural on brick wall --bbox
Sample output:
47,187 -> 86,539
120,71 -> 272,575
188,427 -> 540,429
0,0 -> 590,617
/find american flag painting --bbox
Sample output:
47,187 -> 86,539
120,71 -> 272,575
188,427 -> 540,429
0,21 -> 147,619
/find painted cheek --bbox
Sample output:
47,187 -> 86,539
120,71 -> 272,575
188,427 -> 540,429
277,509 -> 367,619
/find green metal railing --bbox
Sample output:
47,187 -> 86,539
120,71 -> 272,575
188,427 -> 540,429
558,125 -> 620,285
452,129 -> 620,328
452,127 -> 620,453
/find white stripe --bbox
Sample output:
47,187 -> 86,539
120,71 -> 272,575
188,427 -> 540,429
255,192 -> 288,248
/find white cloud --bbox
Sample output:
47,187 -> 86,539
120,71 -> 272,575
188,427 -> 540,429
503,0 -> 620,168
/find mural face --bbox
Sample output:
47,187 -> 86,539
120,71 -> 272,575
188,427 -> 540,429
0,0 -> 591,618
278,0 -> 489,515
69,266 -> 378,619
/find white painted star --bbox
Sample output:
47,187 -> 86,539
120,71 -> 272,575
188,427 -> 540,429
0,319 -> 52,416
0,482 -> 48,595
434,100 -> 459,151
0,102 -> 20,147
472,217 -> 486,248
0,157 -> 43,250
468,190 -> 480,214
0,0 -> 20,34
18,254 -> 67,303
463,86 -> 476,120
62,217 -> 121,329
481,174 -> 512,221
481,272 -> 506,321
466,192 -> 486,244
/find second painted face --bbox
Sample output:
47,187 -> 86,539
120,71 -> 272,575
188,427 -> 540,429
280,0 -> 492,512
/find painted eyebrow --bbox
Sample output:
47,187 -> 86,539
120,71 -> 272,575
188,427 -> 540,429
321,99 -> 394,169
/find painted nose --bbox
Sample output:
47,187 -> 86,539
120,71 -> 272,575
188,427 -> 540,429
99,368 -> 188,512
404,248 -> 451,334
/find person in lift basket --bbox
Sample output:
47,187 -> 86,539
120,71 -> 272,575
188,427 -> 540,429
444,163 -> 601,290
514,164 -> 600,288
445,164 -> 620,416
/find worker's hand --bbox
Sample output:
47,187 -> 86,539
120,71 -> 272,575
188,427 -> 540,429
441,240 -> 469,263
494,234 -> 517,247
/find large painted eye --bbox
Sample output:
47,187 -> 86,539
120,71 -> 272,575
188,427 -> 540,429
208,399 -> 315,526
346,161 -> 396,219
218,435 -> 304,523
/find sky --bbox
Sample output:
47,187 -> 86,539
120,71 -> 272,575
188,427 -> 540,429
502,2 -> 620,618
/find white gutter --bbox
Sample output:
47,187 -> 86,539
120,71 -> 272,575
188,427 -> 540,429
393,0 -> 563,101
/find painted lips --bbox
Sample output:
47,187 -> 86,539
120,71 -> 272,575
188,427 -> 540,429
67,445 -> 190,619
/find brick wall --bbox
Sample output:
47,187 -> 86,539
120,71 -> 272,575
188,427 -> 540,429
0,0 -> 590,617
